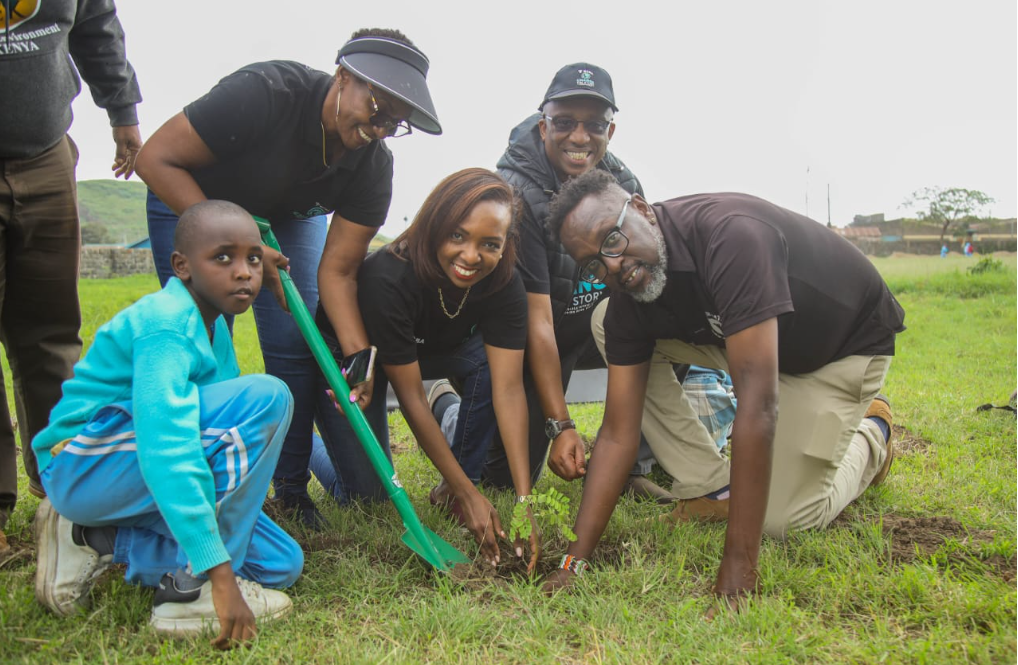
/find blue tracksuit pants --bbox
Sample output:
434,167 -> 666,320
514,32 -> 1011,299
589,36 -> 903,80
40,375 -> 303,589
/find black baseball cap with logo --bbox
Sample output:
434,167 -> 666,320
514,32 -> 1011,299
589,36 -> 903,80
539,63 -> 618,112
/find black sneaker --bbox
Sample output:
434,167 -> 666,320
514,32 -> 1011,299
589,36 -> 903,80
270,495 -> 324,532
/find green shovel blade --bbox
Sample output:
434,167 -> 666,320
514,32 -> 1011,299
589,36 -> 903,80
403,525 -> 471,569
254,217 -> 469,571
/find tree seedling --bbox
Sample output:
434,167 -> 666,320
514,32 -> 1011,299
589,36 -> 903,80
510,487 -> 577,545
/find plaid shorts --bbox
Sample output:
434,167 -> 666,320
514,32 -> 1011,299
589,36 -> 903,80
682,366 -> 737,449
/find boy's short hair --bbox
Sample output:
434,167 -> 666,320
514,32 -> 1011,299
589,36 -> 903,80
173,200 -> 253,255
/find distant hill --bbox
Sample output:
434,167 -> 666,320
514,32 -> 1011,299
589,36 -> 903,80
78,179 -> 149,245
77,178 -> 393,247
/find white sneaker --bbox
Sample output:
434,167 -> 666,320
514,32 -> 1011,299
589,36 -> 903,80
149,573 -> 293,636
34,498 -> 114,616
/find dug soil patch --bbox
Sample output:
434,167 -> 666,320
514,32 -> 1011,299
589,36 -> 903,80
881,514 -> 1015,582
892,424 -> 931,456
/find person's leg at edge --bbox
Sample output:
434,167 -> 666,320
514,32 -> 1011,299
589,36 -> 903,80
254,216 -> 328,517
307,433 -> 339,500
419,332 -> 497,485
145,189 -> 178,289
2,136 -> 83,500
0,171 -> 16,523
479,340 -> 574,490
430,383 -> 460,444
760,355 -> 891,539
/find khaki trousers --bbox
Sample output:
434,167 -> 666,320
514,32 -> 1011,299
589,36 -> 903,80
591,300 -> 890,538
0,136 -> 83,510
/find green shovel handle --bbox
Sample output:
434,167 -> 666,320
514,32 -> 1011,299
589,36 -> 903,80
254,217 -> 448,567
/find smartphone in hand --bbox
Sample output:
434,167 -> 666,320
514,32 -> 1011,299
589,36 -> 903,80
340,346 -> 377,386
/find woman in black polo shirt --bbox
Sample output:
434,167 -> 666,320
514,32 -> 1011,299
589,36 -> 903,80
310,168 -> 538,568
136,28 -> 440,528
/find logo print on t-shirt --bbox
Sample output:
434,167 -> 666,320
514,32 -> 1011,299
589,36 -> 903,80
706,312 -> 724,339
566,280 -> 606,315
294,204 -> 330,219
0,0 -> 41,34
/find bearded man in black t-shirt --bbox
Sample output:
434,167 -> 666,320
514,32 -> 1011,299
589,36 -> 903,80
539,170 -> 905,611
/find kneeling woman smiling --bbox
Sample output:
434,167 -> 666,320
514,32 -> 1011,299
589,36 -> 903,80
312,168 -> 537,567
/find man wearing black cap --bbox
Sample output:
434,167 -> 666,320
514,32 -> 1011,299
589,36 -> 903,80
430,63 -> 676,499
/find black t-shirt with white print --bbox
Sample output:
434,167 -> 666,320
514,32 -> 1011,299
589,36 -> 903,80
316,248 -> 528,366
604,193 -> 905,375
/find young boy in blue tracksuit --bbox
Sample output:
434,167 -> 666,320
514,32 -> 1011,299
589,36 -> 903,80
32,200 -> 302,647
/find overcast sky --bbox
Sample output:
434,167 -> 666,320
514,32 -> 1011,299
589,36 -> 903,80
69,0 -> 1016,235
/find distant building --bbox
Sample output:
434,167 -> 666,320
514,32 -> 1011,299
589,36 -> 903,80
835,226 -> 882,239
852,213 -> 885,226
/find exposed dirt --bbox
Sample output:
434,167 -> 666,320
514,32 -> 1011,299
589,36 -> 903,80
893,424 -> 932,456
880,514 -> 1015,583
388,438 -> 415,455
0,532 -> 33,570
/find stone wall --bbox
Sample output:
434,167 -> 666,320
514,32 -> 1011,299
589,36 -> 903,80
80,246 -> 154,279
848,237 -> 1018,257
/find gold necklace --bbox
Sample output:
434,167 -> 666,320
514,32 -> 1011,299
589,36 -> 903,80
438,286 -> 471,319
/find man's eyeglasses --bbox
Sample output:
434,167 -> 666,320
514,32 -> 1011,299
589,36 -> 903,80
543,115 -> 611,136
367,87 -> 412,138
578,197 -> 631,284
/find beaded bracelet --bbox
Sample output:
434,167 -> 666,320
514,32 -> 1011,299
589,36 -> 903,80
559,554 -> 589,576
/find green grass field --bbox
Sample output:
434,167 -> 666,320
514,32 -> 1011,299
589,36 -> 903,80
1,255 -> 1015,663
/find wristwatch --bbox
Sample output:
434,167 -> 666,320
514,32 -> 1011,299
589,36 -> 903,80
544,417 -> 577,440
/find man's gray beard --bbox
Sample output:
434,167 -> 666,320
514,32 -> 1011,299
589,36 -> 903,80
632,231 -> 668,303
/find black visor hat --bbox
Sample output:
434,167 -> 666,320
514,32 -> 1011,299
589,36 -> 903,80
337,37 -> 442,135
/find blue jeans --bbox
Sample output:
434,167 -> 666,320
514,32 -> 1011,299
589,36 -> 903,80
310,331 -> 495,502
147,191 -> 328,504
41,375 -> 302,588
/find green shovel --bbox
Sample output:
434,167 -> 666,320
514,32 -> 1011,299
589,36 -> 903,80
254,217 -> 469,571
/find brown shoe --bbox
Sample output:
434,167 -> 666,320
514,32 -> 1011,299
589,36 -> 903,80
426,380 -> 458,417
658,496 -> 729,525
622,475 -> 677,505
0,528 -> 10,556
866,395 -> 894,487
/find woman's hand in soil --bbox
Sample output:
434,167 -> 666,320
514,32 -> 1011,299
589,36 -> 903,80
460,491 -> 504,566
540,567 -> 575,596
512,505 -> 541,574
